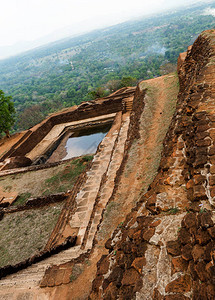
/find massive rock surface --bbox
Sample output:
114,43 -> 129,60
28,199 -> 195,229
89,29 -> 215,300
1,29 -> 215,300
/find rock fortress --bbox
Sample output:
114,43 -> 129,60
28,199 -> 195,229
0,30 -> 215,299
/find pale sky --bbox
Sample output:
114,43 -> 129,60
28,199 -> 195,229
0,0 -> 213,56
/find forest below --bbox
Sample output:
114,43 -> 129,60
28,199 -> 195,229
0,2 -> 215,131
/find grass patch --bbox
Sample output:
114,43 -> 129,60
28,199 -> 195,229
70,264 -> 83,282
167,207 -> 179,215
200,208 -> 207,214
0,155 -> 93,200
104,201 -> 120,218
0,203 -> 63,267
42,155 -> 93,195
12,192 -> 31,206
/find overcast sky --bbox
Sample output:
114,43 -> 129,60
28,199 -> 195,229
0,0 -> 213,57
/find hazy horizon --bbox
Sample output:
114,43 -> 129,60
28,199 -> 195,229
0,0 -> 214,60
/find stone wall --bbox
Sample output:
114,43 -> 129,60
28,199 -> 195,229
4,89 -> 134,159
89,29 -> 215,300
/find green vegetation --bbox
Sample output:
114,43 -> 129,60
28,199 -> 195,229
0,3 -> 214,131
167,207 -> 180,215
12,192 -> 32,206
200,207 -> 207,214
0,90 -> 15,137
104,201 -> 120,218
42,155 -> 93,196
70,264 -> 83,282
0,156 -> 93,200
0,203 -> 63,267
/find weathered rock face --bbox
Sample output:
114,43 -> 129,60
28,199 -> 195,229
89,29 -> 215,300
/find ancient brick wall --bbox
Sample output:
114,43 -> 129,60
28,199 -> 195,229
8,91 -> 132,158
89,30 -> 215,300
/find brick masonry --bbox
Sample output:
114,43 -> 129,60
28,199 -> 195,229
89,29 -> 215,300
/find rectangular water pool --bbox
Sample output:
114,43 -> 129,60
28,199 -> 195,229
62,124 -> 112,160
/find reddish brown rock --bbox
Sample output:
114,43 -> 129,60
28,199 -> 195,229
193,174 -> 206,185
136,216 -> 153,227
131,241 -> 147,257
211,249 -> 215,263
209,146 -> 215,156
195,147 -> 208,157
145,195 -> 157,213
104,283 -> 118,300
195,261 -> 210,282
192,244 -> 205,262
186,179 -> 194,190
208,226 -> 215,239
206,262 -> 215,284
92,275 -> 104,292
197,212 -> 213,228
182,212 -> 196,229
47,276 -> 55,287
210,186 -> 215,198
107,266 -> 123,286
195,282 -> 213,300
204,241 -> 214,261
63,268 -> 73,284
132,230 -> 142,241
121,268 -> 141,286
150,219 -> 161,227
142,228 -> 155,241
208,115 -> 215,122
118,285 -> 134,300
1,156 -> 32,170
209,175 -> 215,186
205,284 -> 215,300
196,131 -> 209,140
40,275 -> 48,288
209,128 -> 215,140
181,244 -> 193,261
196,228 -> 211,245
165,275 -> 191,293
171,257 -> 188,274
164,295 -> 190,300
188,202 -> 201,213
105,238 -> 113,250
178,227 -> 192,244
193,185 -> 207,200
166,241 -> 181,256
131,257 -> 146,274
121,241 -> 132,254
127,228 -> 137,240
209,155 -> 215,165
188,260 -> 198,280
196,138 -> 211,147
97,255 -> 110,275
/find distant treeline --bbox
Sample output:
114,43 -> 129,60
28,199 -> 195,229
0,2 -> 215,131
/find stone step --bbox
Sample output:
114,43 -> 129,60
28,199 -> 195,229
83,116 -> 130,250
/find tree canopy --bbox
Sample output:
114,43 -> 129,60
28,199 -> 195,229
0,90 -> 15,137
0,2 -> 214,131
